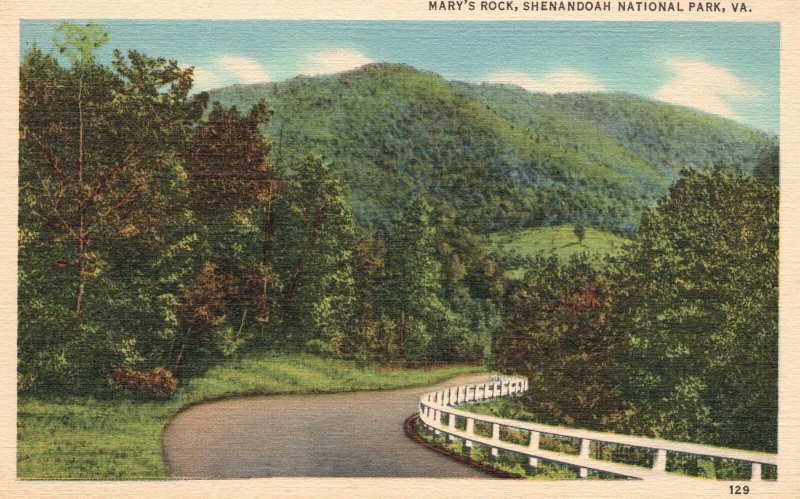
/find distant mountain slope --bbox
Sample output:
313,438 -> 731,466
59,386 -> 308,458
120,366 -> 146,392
207,63 -> 775,233
454,83 -> 774,179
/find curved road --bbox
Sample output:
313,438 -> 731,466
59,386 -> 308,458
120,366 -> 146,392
162,374 -> 494,478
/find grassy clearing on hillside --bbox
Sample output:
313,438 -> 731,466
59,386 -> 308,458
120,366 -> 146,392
485,225 -> 628,261
17,354 -> 485,480
484,225 -> 627,278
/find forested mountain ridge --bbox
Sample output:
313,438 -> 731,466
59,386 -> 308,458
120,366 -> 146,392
208,63 -> 776,233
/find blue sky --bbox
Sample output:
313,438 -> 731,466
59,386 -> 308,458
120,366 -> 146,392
20,21 -> 779,133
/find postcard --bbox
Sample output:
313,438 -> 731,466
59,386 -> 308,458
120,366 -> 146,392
2,1 -> 798,497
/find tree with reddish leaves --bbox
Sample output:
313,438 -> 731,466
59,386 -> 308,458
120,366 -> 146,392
493,255 -> 624,429
185,100 -> 279,341
186,100 -> 275,217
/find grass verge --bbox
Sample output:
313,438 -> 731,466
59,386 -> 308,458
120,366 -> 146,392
410,416 -> 589,480
17,354 -> 485,479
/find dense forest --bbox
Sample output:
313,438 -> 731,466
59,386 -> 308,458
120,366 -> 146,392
19,24 -> 778,454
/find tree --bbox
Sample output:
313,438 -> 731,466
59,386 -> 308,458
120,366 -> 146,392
342,230 -> 396,361
186,100 -> 278,337
272,155 -> 357,353
187,101 -> 275,216
383,197 -> 446,363
19,23 -> 204,390
493,255 -> 624,428
620,168 -> 778,452
574,222 -> 586,245
753,142 -> 779,185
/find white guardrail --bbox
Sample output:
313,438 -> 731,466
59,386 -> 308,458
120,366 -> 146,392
418,376 -> 777,481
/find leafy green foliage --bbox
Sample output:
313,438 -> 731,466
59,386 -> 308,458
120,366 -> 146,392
272,154 -> 358,354
491,168 -> 778,453
620,168 -> 778,452
19,24 -> 202,392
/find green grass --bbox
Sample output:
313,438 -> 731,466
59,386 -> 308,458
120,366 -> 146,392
483,225 -> 629,278
414,421 -> 580,480
17,354 -> 485,480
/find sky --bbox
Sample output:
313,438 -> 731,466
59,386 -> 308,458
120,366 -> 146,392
20,21 -> 780,133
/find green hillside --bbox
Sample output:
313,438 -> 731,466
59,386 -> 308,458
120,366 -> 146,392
207,63 -> 775,234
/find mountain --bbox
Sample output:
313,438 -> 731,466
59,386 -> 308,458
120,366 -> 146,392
206,63 -> 776,233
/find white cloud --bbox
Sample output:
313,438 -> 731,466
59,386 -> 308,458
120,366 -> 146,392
652,59 -> 759,121
187,55 -> 272,93
484,69 -> 606,93
190,66 -> 225,92
299,48 -> 373,76
215,55 -> 272,84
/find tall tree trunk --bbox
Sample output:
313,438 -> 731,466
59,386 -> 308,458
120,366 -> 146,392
398,311 -> 406,356
280,257 -> 304,320
279,206 -> 326,320
74,70 -> 86,323
262,201 -> 275,263
74,227 -> 85,322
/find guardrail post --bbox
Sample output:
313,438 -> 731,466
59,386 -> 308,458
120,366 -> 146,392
491,446 -> 499,460
578,438 -> 592,479
529,430 -> 540,450
469,384 -> 476,402
492,423 -> 500,443
751,463 -> 762,482
580,438 -> 591,459
445,412 -> 454,442
653,448 -> 668,472
527,456 -> 538,473
466,417 -> 475,436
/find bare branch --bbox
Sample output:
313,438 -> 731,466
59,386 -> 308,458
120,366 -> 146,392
94,180 -> 143,226
27,130 -> 68,186
34,169 -> 77,239
86,146 -> 140,204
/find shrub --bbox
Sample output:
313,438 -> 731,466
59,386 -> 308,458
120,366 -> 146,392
111,367 -> 178,399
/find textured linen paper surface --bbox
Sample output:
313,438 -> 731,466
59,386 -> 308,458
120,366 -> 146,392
2,1 -> 799,497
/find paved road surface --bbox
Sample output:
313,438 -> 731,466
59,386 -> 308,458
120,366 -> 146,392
162,374 -> 494,478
